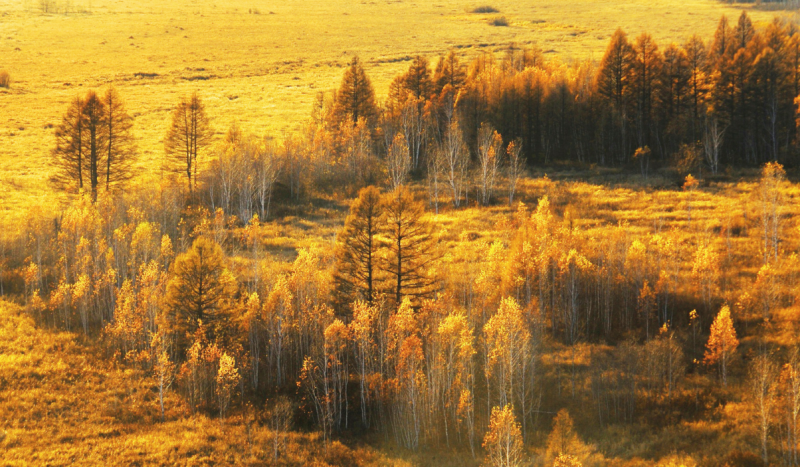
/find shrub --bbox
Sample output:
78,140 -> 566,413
471,5 -> 499,13
489,15 -> 509,26
0,70 -> 9,89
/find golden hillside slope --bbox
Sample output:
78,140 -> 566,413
0,301 -> 407,466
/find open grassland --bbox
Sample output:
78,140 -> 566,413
0,0 -> 792,224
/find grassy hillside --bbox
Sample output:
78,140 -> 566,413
0,300 -> 409,466
0,0 -> 789,224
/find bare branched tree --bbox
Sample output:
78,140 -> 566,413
388,133 -> 411,191
703,117 -> 725,175
477,123 -> 503,206
506,138 -> 524,205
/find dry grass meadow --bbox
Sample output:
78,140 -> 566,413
0,0 -> 792,224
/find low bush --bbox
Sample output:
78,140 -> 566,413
489,15 -> 509,26
471,5 -> 499,13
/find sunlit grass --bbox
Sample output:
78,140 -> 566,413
0,0 -> 790,225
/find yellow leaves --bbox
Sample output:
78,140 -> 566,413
160,235 -> 174,264
388,297 -> 418,349
483,404 -> 524,467
456,389 -> 474,424
72,274 -> 90,302
324,319 -> 350,356
349,300 -> 376,341
559,248 -> 592,273
131,221 -> 158,260
625,239 -> 647,270
22,262 -> 39,287
484,297 -> 530,375
704,305 -> 739,367
761,161 -> 786,186
396,335 -> 425,378
691,241 -> 719,299
216,352 -> 240,417
554,454 -> 583,467
683,174 -> 699,191
438,312 -> 475,360
216,353 -> 240,391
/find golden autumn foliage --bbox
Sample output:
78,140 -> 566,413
483,404 -> 525,467
7,8 -> 800,460
166,236 -> 236,348
704,305 -> 739,387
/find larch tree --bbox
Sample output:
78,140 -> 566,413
684,34 -> 709,138
704,305 -> 739,387
401,55 -> 434,102
434,50 -> 467,94
333,186 -> 384,309
381,186 -> 439,307
166,236 -> 236,348
101,87 -> 136,191
632,33 -> 662,148
334,56 -> 378,127
80,91 -> 106,201
597,28 -> 635,109
165,92 -> 213,194
710,15 -> 732,63
483,404 -> 525,467
51,89 -> 136,201
52,95 -> 88,192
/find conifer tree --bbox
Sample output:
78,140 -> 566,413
632,33 -> 662,149
166,237 -> 235,347
684,34 -> 708,141
334,56 -> 378,127
52,89 -> 136,201
597,28 -> 635,109
381,186 -> 438,306
102,87 -> 136,191
165,92 -> 212,194
401,55 -> 434,102
434,50 -> 467,94
333,186 -> 384,309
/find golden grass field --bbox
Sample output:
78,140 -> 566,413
0,0 -> 792,224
